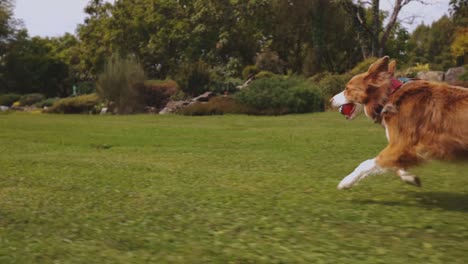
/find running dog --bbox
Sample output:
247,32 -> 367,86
330,56 -> 468,189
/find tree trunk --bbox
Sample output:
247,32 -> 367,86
371,0 -> 380,57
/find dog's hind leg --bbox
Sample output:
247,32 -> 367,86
337,158 -> 387,189
397,169 -> 421,187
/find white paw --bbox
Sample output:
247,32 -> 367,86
337,175 -> 358,190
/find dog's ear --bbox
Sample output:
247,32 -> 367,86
388,60 -> 396,76
366,56 -> 390,80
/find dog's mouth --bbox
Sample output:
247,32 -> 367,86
339,103 -> 356,120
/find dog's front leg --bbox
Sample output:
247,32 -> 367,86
338,158 -> 387,189
397,169 -> 421,187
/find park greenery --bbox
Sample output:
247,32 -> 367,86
0,0 -> 467,114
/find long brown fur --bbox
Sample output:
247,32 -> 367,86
346,57 -> 468,171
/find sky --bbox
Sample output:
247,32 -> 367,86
14,0 -> 450,38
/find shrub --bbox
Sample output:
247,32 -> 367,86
242,65 -> 260,80
45,94 -> 100,114
210,78 -> 243,95
235,76 -> 324,115
316,73 -> 351,100
171,91 -> 189,101
0,93 -> 21,106
140,79 -> 179,109
35,98 -> 58,108
175,60 -> 211,97
349,57 -> 378,76
19,93 -> 46,106
308,72 -> 332,83
178,96 -> 250,116
255,71 -> 275,79
76,81 -> 96,94
97,54 -> 146,114
405,63 -> 430,77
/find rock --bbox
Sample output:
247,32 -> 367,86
445,66 -> 466,84
100,107 -> 108,115
0,105 -> 9,112
192,91 -> 214,102
159,101 -> 192,114
416,71 -> 444,82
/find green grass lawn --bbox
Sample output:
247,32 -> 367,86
0,112 -> 467,263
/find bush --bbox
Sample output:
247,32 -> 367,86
97,54 -> 146,114
45,94 -> 100,114
316,73 -> 351,100
0,93 -> 21,106
210,78 -> 243,94
255,71 -> 275,79
242,65 -> 260,80
404,63 -> 430,77
349,57 -> 378,76
178,96 -> 250,116
235,76 -> 324,115
19,93 -> 46,106
175,60 -> 211,97
76,81 -> 96,95
35,98 -> 58,108
140,79 -> 179,109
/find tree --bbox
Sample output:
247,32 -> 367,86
450,0 -> 468,27
1,30 -> 71,96
338,0 -> 430,58
451,27 -> 468,65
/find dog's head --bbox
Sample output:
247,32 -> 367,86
331,56 -> 395,120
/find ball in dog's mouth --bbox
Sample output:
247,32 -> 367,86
339,103 -> 356,119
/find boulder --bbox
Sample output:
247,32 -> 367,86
100,107 -> 108,115
159,101 -> 192,114
445,66 -> 466,84
416,71 -> 444,82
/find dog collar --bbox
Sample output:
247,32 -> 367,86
389,77 -> 413,94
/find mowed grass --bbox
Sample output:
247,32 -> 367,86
0,112 -> 467,264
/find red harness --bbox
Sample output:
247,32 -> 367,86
389,77 -> 415,94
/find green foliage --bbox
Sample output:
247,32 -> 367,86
97,54 -> 146,114
171,90 -> 189,101
451,28 -> 468,65
349,57 -> 378,76
255,71 -> 276,79
0,93 -> 21,106
255,48 -> 284,74
210,78 -> 243,95
235,76 -> 324,115
316,73 -> 352,100
76,81 -> 96,95
458,66 -> 468,81
242,65 -> 260,80
178,96 -> 250,116
19,93 -> 46,106
45,93 -> 100,114
141,79 -> 179,109
404,63 -> 431,78
175,60 -> 211,97
35,98 -> 58,108
407,16 -> 456,70
1,31 -> 72,97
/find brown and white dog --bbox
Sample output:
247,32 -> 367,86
331,56 -> 468,189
